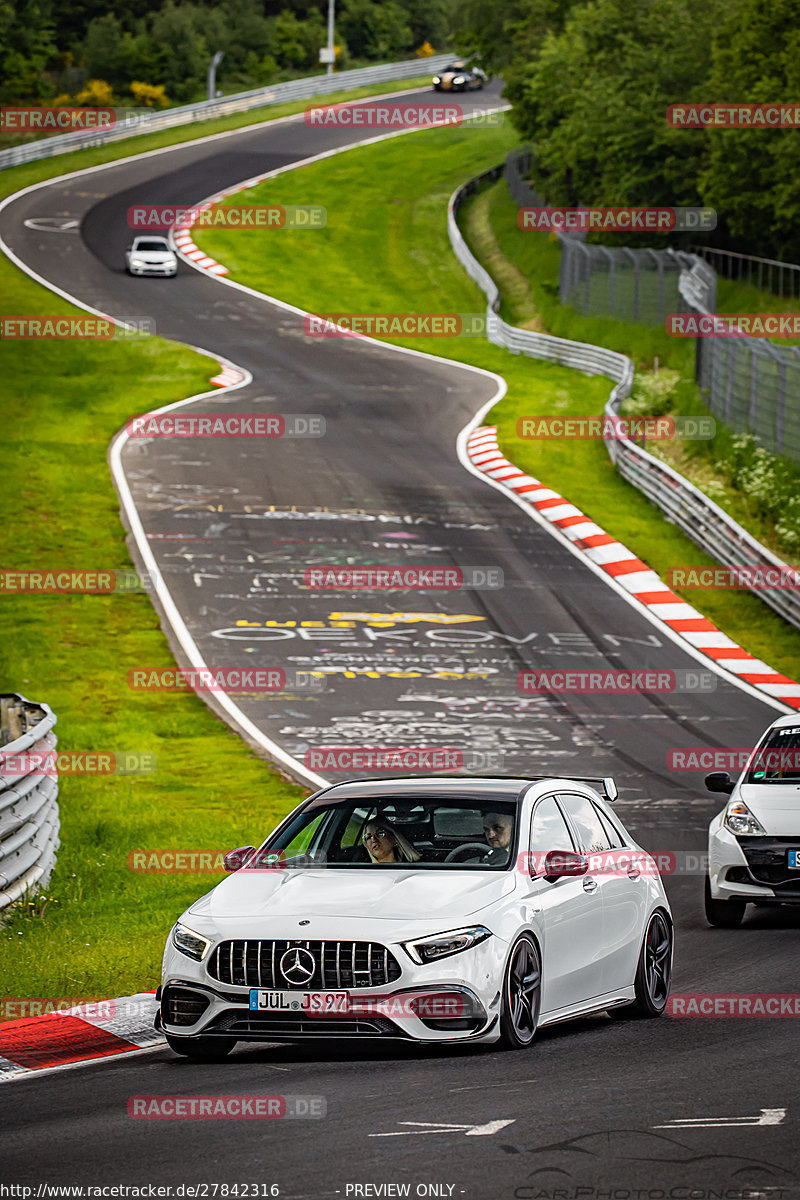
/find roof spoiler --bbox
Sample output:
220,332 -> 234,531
480,774 -> 619,801
561,776 -> 619,802
379,773 -> 620,801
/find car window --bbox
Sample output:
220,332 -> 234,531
592,801 -> 624,848
280,812 -> 326,859
260,797 -> 517,869
746,725 -> 800,783
135,239 -> 169,251
530,795 -> 575,854
559,793 -> 612,853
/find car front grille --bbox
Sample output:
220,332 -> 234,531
738,836 -> 800,888
208,940 -> 403,990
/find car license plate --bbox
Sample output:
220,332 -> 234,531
248,989 -> 348,1013
788,850 -> 800,869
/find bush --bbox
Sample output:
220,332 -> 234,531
130,81 -> 169,107
74,79 -> 115,105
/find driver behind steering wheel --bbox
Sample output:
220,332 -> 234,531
482,812 -> 513,866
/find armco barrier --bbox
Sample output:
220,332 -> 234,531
0,694 -> 59,911
0,55 -> 455,170
449,166 -> 800,631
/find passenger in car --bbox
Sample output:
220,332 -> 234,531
483,812 -> 513,865
362,819 -> 422,864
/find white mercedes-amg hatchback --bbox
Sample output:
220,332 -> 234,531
158,775 -> 673,1058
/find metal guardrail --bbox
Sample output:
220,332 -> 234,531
601,399 -> 800,628
506,149 -> 800,467
448,167 -> 634,430
0,694 -> 60,911
0,54 -> 454,170
449,165 -> 800,632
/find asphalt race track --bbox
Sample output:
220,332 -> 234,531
1,83 -> 798,1197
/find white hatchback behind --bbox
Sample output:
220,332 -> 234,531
706,712 -> 800,926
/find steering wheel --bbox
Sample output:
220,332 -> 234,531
444,842 -> 490,863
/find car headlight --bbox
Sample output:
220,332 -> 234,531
131,259 -> 145,267
432,76 -> 441,83
172,922 -> 213,961
402,925 -> 491,964
453,76 -> 466,84
724,799 -> 766,836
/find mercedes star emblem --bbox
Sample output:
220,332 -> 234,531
279,946 -> 316,986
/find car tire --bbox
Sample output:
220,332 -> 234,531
704,876 -> 746,927
165,1034 -> 237,1060
609,909 -> 672,1019
498,934 -> 541,1049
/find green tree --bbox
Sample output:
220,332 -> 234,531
701,0 -> 800,259
510,0 -> 717,217
338,0 -> 413,60
271,8 -> 325,69
0,0 -> 57,102
451,0 -> 567,73
83,14 -> 127,86
146,2 -> 209,99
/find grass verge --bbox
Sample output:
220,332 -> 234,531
464,181 -> 800,563
2,78 -> 395,1006
195,125 -> 800,683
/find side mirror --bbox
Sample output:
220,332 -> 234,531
704,772 -> 734,795
223,845 -> 256,872
544,849 -> 588,881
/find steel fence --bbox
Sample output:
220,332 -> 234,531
0,694 -> 60,911
690,244 -> 800,300
505,147 -> 698,324
508,147 -> 800,467
0,55 -> 454,171
449,166 -> 800,632
679,270 -> 800,464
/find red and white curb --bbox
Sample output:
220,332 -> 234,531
467,426 -> 800,709
173,201 -> 229,276
0,992 -> 160,1078
209,362 -> 246,388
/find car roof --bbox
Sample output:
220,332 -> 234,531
766,713 -> 800,731
311,776 -> 601,805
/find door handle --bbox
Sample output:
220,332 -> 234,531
582,877 -> 598,893
628,870 -> 641,880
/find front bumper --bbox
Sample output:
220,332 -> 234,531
158,979 -> 493,1043
128,262 -> 177,276
709,824 -> 800,902
160,932 -> 502,1044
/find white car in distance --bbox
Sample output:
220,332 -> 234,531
125,235 -> 178,277
158,774 -> 674,1059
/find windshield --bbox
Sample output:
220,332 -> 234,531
745,726 -> 800,783
256,797 -> 518,870
135,239 -> 170,251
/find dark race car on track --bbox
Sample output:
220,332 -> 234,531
432,62 -> 487,92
